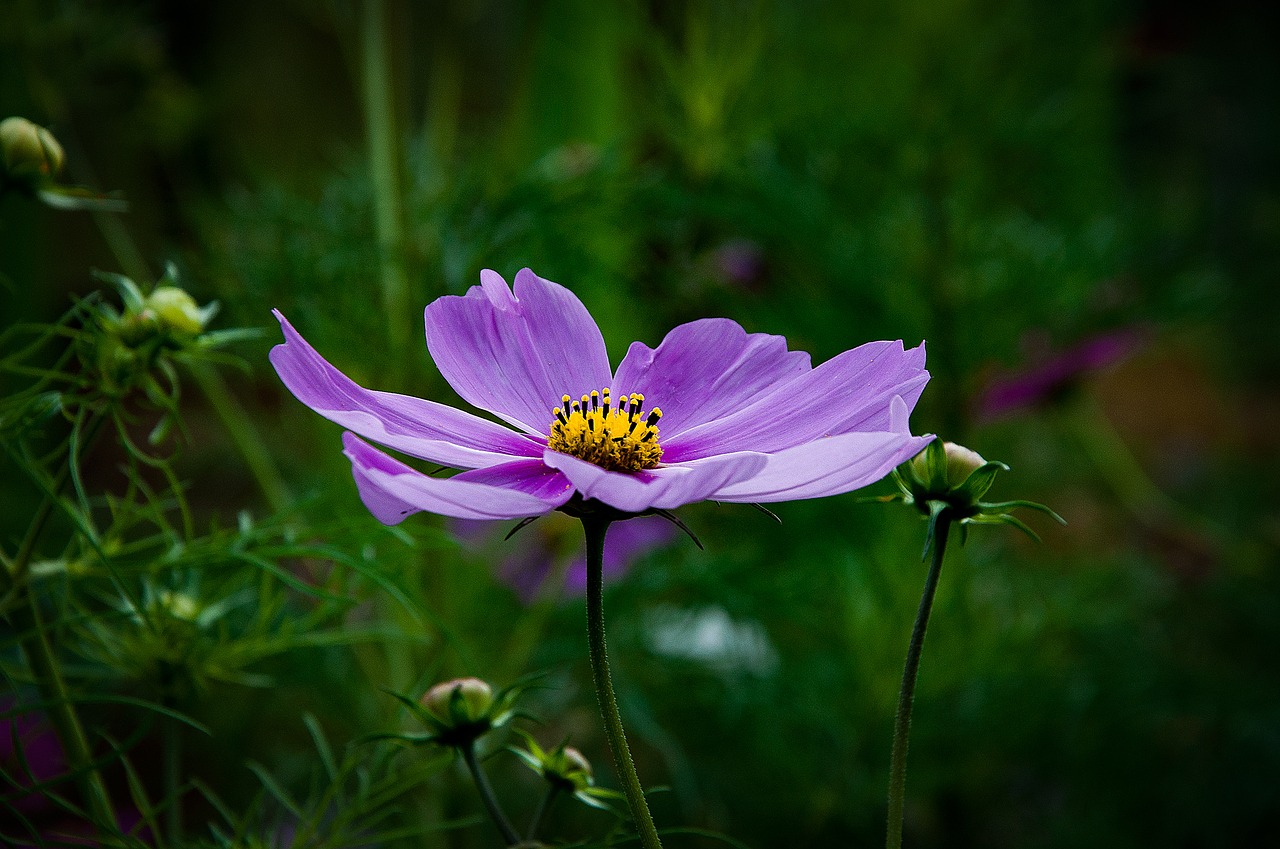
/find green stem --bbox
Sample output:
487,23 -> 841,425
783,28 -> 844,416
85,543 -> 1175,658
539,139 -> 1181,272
360,0 -> 411,359
583,516 -> 663,849
886,514 -> 951,849
526,785 -> 558,842
460,740 -> 520,846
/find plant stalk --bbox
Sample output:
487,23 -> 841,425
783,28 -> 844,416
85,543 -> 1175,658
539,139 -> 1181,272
583,516 -> 663,849
526,786 -> 558,842
460,740 -> 520,846
886,513 -> 951,849
360,0 -> 412,359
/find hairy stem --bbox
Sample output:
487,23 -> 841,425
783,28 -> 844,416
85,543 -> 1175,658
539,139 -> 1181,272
460,740 -> 520,845
886,514 -> 951,849
583,516 -> 663,849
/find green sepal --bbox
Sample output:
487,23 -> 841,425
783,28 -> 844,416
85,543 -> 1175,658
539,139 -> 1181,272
954,460 -> 1010,503
36,184 -> 128,212
574,786 -> 626,814
93,270 -> 146,314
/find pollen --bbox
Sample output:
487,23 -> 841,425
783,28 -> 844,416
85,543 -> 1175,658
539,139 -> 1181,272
547,388 -> 663,472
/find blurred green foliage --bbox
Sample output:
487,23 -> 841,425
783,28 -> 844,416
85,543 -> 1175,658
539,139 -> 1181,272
2,1 -> 1278,847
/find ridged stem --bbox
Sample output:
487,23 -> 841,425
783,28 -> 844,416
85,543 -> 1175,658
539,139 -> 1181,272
886,513 -> 951,849
583,516 -> 663,849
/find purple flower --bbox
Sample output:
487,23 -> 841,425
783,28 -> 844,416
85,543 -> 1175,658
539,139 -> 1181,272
977,327 -> 1148,420
269,268 -> 931,522
454,513 -> 675,603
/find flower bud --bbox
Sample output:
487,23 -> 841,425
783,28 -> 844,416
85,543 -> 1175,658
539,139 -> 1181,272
546,746 -> 593,792
888,438 -> 1064,553
145,287 -> 208,336
0,117 -> 64,179
941,442 -> 986,487
899,439 -> 1004,512
421,677 -> 494,724
513,733 -> 601,797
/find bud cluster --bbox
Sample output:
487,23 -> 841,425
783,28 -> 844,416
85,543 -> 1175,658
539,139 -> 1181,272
83,267 -> 220,398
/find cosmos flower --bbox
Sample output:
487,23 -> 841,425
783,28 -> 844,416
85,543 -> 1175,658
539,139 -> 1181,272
977,327 -> 1147,420
269,268 -> 931,523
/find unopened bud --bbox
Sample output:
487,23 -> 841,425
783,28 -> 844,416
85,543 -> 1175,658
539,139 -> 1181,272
146,287 -> 207,336
889,438 -> 1064,551
942,442 -> 986,486
548,746 -> 593,792
421,677 -> 494,724
1,117 -> 65,179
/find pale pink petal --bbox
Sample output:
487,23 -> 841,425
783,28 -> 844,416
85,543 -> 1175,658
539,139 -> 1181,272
270,311 -> 542,468
343,434 -> 570,522
710,397 -> 932,502
610,318 -> 812,439
424,269 -> 613,434
665,340 -> 927,461
543,449 -> 768,514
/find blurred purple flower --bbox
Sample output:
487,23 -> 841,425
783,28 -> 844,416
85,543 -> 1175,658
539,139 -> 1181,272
1,699 -> 146,846
710,239 -> 766,289
977,327 -> 1148,420
1,701 -> 66,816
454,513 -> 675,604
270,268 -> 930,522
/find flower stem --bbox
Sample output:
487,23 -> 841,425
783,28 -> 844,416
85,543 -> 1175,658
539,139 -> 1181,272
359,0 -> 412,358
460,740 -> 520,846
886,512 -> 951,849
582,516 -> 664,849
526,785 -> 558,842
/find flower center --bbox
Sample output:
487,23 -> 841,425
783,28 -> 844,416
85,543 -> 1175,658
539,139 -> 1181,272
547,388 -> 663,472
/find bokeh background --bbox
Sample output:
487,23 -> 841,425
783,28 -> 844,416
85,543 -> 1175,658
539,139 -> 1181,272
3,1 -> 1279,847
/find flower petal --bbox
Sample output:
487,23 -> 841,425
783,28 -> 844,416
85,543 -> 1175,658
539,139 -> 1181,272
343,433 -> 571,522
665,340 -> 928,461
543,449 -> 767,514
611,318 -> 812,439
424,269 -> 613,434
709,397 -> 932,503
270,311 -> 542,468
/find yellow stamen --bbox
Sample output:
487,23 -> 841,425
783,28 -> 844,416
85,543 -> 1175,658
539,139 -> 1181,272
548,387 -> 663,472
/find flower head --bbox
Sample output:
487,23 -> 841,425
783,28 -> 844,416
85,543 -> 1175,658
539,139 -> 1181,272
270,268 -> 931,523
